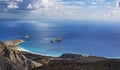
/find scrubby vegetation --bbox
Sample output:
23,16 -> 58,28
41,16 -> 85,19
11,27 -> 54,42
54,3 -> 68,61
33,60 -> 120,70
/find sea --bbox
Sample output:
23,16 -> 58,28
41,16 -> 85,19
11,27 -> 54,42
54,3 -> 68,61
0,19 -> 120,58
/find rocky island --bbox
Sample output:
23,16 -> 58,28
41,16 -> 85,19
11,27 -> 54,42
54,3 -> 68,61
50,37 -> 62,43
0,40 -> 120,70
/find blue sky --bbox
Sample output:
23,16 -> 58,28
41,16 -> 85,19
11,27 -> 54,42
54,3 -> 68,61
0,0 -> 120,21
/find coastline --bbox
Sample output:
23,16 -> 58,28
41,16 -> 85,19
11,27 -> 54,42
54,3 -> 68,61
18,45 -> 120,59
0,39 -> 120,70
18,46 -> 54,57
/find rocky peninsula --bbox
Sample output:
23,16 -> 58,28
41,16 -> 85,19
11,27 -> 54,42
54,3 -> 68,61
0,40 -> 120,70
0,40 -> 42,70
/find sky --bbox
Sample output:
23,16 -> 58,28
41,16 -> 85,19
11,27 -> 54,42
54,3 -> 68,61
0,0 -> 120,21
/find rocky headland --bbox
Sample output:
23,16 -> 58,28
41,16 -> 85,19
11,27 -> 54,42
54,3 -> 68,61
0,40 -> 42,70
0,40 -> 120,70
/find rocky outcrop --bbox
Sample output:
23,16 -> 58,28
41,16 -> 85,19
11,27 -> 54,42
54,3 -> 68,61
0,40 -> 42,70
3,40 -> 24,47
21,51 -> 55,65
50,37 -> 62,43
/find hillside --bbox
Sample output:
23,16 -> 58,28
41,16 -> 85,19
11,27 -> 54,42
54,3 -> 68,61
0,40 -> 120,70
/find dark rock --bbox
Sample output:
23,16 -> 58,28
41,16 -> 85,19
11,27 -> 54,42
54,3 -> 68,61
50,37 -> 62,43
60,53 -> 107,62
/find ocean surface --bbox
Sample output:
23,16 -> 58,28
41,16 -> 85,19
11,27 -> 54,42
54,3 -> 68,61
0,19 -> 120,58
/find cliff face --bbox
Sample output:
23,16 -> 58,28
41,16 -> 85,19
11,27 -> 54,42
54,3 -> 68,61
0,40 -> 42,70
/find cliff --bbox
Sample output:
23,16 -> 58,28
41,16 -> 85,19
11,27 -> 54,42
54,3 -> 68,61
0,40 -> 42,70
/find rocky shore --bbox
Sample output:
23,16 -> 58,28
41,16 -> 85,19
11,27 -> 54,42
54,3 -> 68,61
0,40 -> 120,70
0,40 -> 42,70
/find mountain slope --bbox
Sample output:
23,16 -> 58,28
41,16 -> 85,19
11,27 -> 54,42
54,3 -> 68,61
0,40 -> 42,70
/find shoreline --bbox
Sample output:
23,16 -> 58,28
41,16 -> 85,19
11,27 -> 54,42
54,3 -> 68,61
18,46 -> 120,59
18,46 -> 55,57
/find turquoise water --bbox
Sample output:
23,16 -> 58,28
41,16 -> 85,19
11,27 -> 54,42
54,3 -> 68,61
0,19 -> 120,58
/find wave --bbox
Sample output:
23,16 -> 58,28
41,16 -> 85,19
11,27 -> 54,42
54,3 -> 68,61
18,47 -> 51,56
18,47 -> 31,52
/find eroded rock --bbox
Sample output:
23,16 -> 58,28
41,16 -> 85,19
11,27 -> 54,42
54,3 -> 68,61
0,40 -> 42,70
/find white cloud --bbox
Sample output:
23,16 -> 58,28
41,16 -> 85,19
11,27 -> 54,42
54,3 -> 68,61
0,0 -> 23,11
0,0 -> 23,3
104,0 -> 120,17
105,10 -> 120,17
1,0 -> 120,22
91,2 -> 97,5
95,0 -> 106,2
27,0 -> 60,10
7,2 -> 19,9
26,0 -> 64,16
27,3 -> 33,9
58,1 -> 85,5
73,1 -> 85,5
15,0 -> 23,2
116,0 -> 120,8
88,5 -> 97,8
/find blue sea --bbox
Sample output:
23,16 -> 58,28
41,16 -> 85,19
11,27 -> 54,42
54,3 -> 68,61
0,19 -> 120,58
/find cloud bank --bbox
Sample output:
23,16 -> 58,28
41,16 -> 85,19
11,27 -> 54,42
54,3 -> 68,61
0,0 -> 120,21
